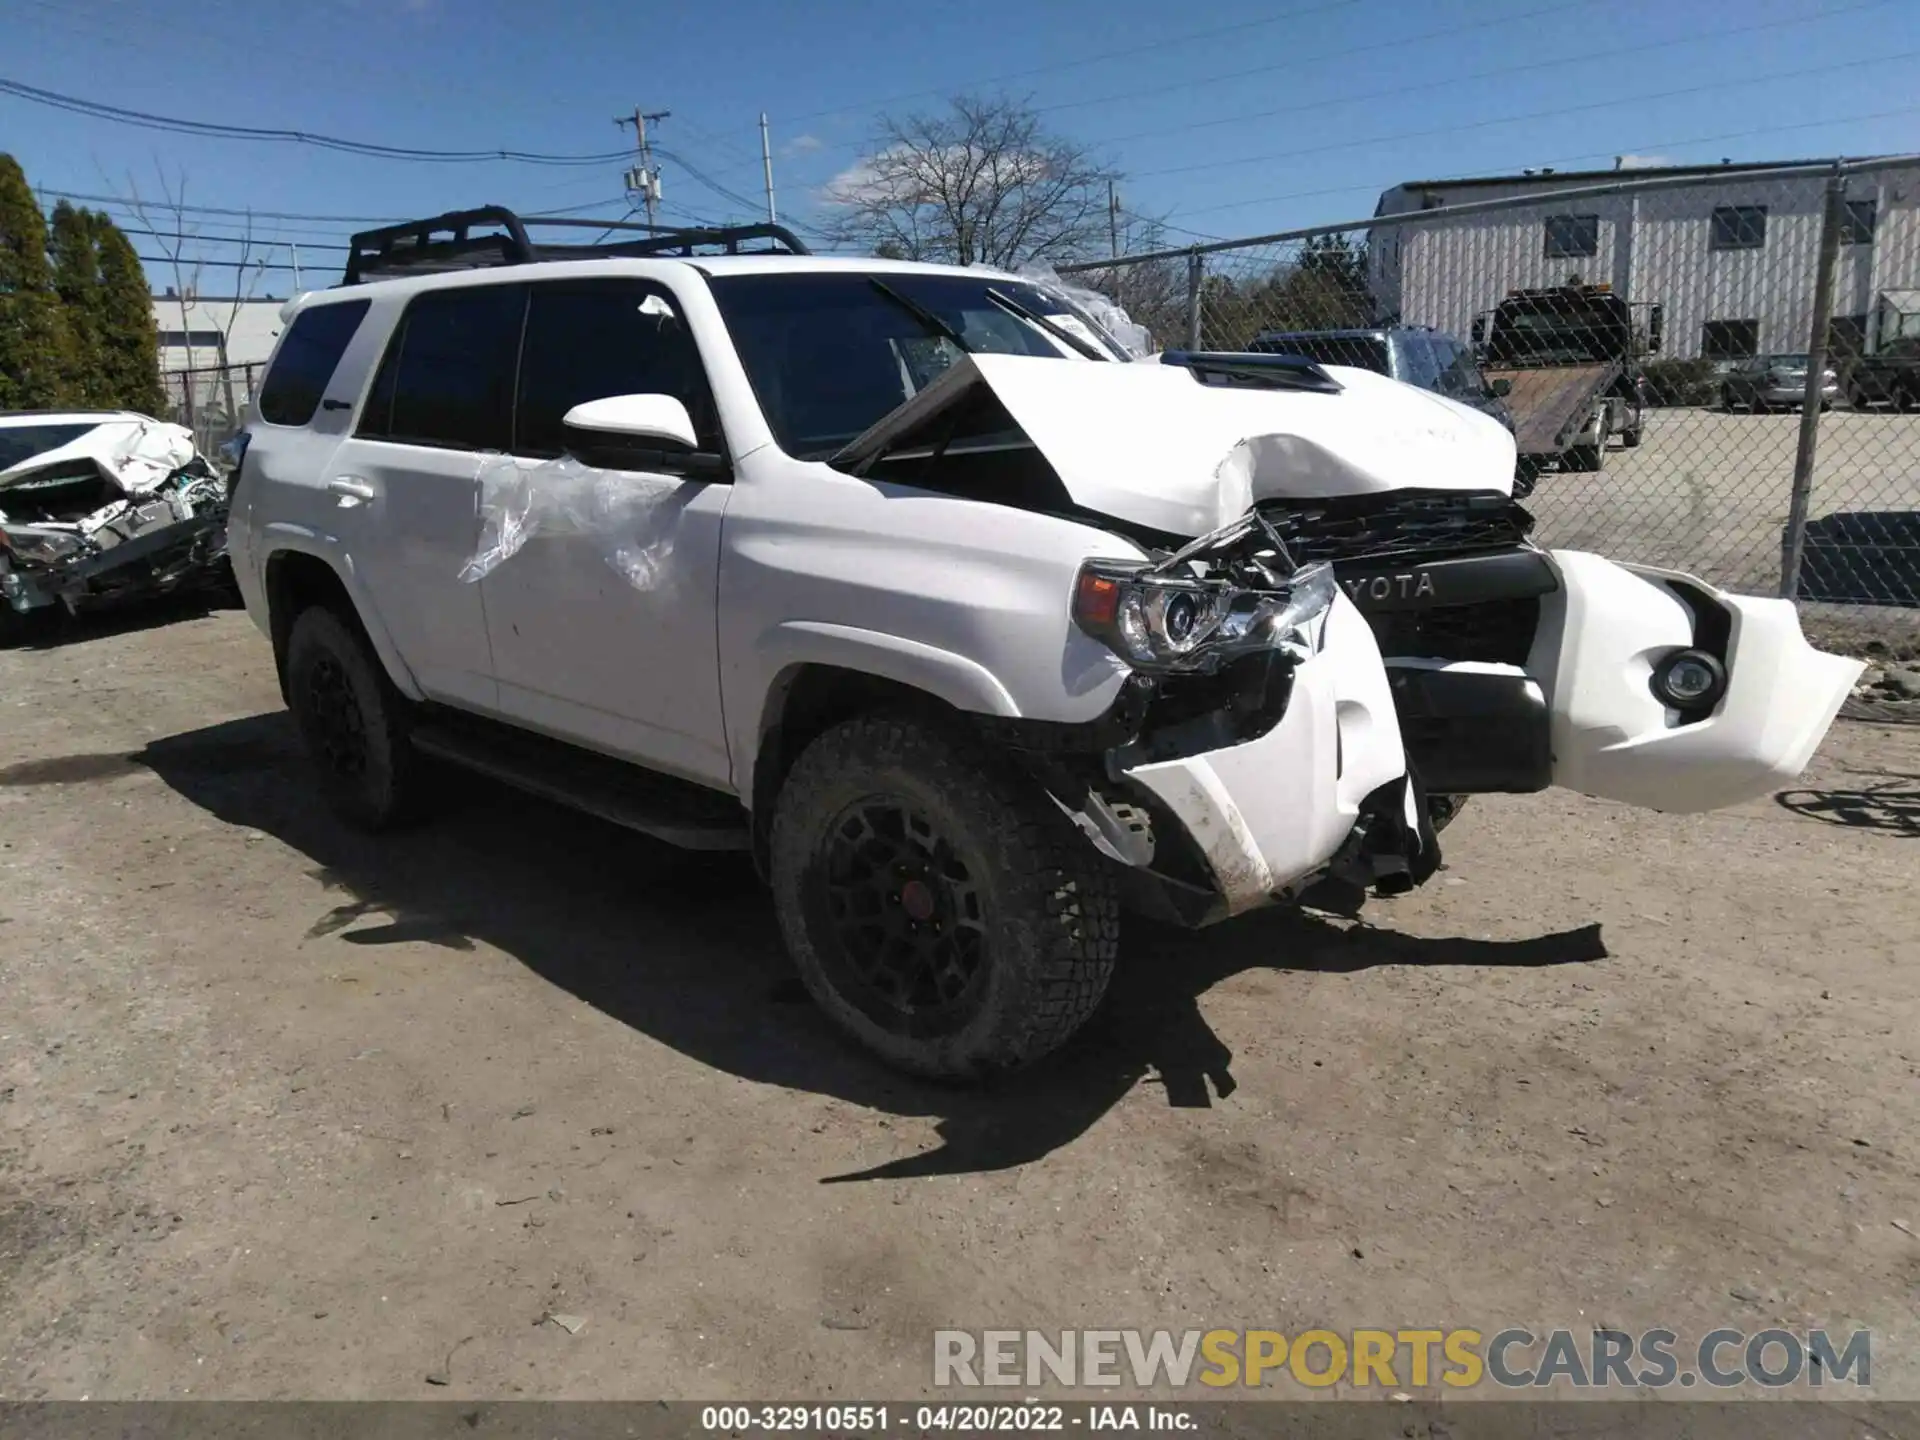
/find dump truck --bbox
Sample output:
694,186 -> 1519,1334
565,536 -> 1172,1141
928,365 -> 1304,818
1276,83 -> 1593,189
1470,283 -> 1662,478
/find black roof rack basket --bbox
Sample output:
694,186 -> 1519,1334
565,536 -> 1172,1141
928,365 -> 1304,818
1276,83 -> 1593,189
341,206 -> 811,285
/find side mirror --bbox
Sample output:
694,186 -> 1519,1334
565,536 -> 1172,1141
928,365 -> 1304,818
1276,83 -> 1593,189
1488,377 -> 1513,397
1647,304 -> 1664,354
561,393 -> 723,475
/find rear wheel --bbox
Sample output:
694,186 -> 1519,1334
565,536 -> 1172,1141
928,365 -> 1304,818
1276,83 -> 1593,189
1621,423 -> 1643,449
283,605 -> 421,831
1564,443 -> 1603,473
770,713 -> 1120,1079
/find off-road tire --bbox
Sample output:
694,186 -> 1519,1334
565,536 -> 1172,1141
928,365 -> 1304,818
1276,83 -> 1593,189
283,605 -> 420,832
770,713 -> 1120,1079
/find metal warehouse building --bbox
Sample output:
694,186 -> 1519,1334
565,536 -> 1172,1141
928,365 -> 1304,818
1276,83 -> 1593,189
1370,157 -> 1920,361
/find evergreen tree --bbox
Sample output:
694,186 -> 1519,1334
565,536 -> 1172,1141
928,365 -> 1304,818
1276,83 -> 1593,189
0,152 -> 71,410
92,214 -> 165,415
49,200 -> 106,405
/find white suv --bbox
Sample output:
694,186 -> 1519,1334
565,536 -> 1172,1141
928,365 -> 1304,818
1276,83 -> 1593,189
229,208 -> 1861,1078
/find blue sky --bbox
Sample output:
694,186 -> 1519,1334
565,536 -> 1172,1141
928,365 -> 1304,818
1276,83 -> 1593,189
3,0 -> 1916,294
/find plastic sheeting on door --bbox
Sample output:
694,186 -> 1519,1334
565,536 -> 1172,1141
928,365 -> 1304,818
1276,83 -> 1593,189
459,453 -> 683,590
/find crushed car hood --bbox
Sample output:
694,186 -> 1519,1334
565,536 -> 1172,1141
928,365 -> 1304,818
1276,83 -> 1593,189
0,418 -> 200,497
834,353 -> 1518,538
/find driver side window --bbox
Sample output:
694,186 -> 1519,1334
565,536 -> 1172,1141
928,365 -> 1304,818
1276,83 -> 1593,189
514,280 -> 723,460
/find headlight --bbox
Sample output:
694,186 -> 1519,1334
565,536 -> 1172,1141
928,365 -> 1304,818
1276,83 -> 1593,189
1072,558 -> 1336,673
0,528 -> 85,565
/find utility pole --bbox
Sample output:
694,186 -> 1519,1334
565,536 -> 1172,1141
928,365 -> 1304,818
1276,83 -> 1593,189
615,105 -> 670,227
759,112 -> 778,224
1108,179 -> 1120,260
290,243 -> 302,292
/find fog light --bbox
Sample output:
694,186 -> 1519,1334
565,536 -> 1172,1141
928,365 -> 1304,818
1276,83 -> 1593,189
1651,648 -> 1727,711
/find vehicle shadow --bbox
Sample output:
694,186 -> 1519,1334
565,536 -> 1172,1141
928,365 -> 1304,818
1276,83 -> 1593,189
1,582 -> 242,652
1776,774 -> 1920,836
1792,509 -> 1920,608
132,711 -> 1610,1182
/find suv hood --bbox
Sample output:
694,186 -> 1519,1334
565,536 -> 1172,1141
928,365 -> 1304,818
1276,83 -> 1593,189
834,352 -> 1517,538
0,417 -> 199,496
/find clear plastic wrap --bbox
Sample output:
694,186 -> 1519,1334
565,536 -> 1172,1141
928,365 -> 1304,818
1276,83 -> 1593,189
460,453 -> 684,590
1015,263 -> 1155,359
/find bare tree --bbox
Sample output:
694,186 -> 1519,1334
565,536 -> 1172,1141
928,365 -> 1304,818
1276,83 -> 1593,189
823,95 -> 1119,269
122,165 -> 266,436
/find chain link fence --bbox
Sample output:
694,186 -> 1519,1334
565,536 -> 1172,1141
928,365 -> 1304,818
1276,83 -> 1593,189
161,361 -> 262,459
1062,157 -> 1920,722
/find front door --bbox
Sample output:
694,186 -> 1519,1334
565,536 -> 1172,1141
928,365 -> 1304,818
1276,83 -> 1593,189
477,277 -> 732,788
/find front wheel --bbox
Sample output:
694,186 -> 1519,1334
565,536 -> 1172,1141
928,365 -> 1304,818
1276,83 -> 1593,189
770,713 -> 1120,1079
283,605 -> 422,831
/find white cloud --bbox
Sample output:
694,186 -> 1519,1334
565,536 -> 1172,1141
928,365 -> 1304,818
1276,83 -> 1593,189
1613,153 -> 1675,170
781,134 -> 823,158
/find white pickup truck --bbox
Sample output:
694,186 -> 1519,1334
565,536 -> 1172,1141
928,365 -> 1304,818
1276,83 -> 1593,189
227,209 -> 1860,1079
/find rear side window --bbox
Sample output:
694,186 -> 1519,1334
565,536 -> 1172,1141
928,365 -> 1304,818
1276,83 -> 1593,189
257,300 -> 370,427
359,285 -> 525,451
515,280 -> 721,457
1250,334 -> 1389,374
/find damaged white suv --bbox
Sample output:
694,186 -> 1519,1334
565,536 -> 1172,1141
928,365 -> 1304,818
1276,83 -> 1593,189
229,208 -> 1861,1078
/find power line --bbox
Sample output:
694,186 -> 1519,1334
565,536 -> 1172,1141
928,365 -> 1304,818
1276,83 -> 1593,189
774,0 -> 1364,126
1131,47 -> 1920,184
1174,102 -> 1920,220
0,76 -> 635,166
114,224 -> 352,252
1089,0 -> 1894,148
1041,0 -> 1592,121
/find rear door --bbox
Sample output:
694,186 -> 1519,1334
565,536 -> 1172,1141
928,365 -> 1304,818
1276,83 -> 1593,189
329,281 -> 526,709
476,277 -> 733,787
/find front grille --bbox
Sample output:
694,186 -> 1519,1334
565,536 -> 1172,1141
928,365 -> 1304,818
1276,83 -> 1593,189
1369,596 -> 1542,666
1257,488 -> 1533,566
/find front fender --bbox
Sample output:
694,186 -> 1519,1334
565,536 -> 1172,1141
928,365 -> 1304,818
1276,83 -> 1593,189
260,523 -> 425,702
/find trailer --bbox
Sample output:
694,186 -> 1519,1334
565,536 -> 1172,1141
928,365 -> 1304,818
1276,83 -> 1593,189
1472,284 -> 1661,478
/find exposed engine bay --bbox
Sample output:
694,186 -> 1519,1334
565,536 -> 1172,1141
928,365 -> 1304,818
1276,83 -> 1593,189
0,416 -> 231,623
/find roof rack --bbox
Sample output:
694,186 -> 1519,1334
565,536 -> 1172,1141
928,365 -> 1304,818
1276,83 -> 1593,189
341,205 -> 812,285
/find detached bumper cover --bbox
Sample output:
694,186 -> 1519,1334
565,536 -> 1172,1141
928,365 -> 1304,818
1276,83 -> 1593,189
1530,550 -> 1862,813
1119,591 -> 1415,916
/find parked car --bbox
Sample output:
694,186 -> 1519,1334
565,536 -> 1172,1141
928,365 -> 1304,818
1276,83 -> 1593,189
1720,354 -> 1838,411
0,410 -> 230,639
228,207 -> 1861,1079
1247,326 -> 1515,431
1841,336 -> 1920,410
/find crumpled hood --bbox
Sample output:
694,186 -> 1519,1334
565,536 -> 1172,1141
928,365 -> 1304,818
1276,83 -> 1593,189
0,418 -> 199,497
836,352 -> 1518,538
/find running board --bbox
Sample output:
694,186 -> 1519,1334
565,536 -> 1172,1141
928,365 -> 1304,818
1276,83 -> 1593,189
410,712 -> 751,851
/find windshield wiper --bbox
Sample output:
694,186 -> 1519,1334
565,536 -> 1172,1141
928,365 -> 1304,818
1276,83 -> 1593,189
984,287 -> 1109,361
867,278 -> 972,353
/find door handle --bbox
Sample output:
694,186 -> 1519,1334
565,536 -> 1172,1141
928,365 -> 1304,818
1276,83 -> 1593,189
328,476 -> 377,504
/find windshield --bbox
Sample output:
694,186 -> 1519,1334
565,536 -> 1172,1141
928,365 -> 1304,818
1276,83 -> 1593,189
1248,334 -> 1389,375
1768,354 -> 1811,368
708,272 -> 1117,459
0,422 -> 100,472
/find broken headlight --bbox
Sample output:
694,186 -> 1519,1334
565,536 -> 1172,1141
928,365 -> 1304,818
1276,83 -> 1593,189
1072,558 -> 1336,674
0,528 -> 85,567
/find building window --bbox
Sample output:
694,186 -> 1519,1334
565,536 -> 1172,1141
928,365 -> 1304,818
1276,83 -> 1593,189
1543,214 -> 1599,259
1841,199 -> 1876,245
1701,319 -> 1759,359
157,329 -> 227,350
1829,314 -> 1869,357
1709,206 -> 1767,251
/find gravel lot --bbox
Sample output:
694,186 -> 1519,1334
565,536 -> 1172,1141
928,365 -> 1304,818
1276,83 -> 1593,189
1528,406 -> 1920,613
2,601 -> 1917,1402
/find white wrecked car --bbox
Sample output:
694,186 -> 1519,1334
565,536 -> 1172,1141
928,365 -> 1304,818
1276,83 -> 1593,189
0,411 -> 231,635
228,208 -> 1862,1078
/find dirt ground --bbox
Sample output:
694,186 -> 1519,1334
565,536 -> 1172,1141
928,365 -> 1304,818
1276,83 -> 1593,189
1,599 -> 1917,1403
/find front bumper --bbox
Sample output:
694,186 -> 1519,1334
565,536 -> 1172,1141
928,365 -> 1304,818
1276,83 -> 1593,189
1096,548 -> 1858,920
0,511 -> 228,615
1119,590 -> 1419,918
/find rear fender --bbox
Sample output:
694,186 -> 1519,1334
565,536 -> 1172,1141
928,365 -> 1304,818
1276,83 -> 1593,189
262,528 -> 424,702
